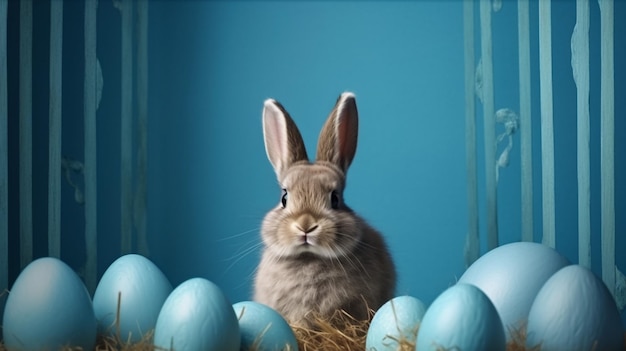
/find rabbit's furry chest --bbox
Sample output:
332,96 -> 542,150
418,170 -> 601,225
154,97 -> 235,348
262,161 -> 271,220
253,228 -> 395,326
254,251 -> 369,324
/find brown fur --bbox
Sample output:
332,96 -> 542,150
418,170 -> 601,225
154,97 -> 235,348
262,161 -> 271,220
255,93 -> 396,327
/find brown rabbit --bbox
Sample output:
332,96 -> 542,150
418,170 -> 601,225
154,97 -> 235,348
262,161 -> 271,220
253,92 -> 396,327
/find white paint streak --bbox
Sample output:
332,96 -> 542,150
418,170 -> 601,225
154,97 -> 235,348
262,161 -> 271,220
480,0 -> 498,250
518,0 -> 533,243
573,0 -> 591,268
539,0 -> 555,248
464,0 -> 479,267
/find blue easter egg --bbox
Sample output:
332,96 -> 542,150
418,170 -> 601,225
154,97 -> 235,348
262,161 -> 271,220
458,242 -> 569,336
154,278 -> 240,351
93,254 -> 172,342
526,265 -> 623,350
2,257 -> 97,351
233,301 -> 298,351
416,283 -> 505,351
366,295 -> 426,351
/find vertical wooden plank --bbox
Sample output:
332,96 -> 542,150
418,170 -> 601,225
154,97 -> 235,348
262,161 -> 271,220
84,0 -> 98,293
518,0 -> 533,243
463,0 -> 479,266
573,0 -> 590,268
120,0 -> 133,254
136,0 -> 149,256
479,0 -> 498,250
48,0 -> 63,258
0,0 -> 9,297
19,0 -> 33,269
598,0 -> 615,297
539,0 -> 555,248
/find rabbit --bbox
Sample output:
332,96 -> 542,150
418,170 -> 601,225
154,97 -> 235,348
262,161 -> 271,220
253,92 -> 396,328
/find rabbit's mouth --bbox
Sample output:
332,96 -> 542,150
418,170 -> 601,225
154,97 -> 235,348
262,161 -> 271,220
297,233 -> 315,248
293,232 -> 326,256
300,235 -> 310,245
293,222 -> 319,245
292,232 -> 344,259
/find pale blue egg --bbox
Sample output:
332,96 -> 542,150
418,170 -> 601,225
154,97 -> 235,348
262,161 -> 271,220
416,283 -> 505,351
233,301 -> 298,351
458,242 -> 569,337
154,278 -> 240,351
2,257 -> 97,351
93,254 -> 172,342
365,295 -> 426,351
526,265 -> 623,350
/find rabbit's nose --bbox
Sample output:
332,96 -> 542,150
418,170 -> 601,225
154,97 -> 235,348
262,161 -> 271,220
299,225 -> 318,234
294,214 -> 318,234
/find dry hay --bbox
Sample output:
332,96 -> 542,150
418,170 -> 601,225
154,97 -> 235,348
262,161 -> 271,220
291,310 -> 532,351
95,329 -> 156,351
292,309 -> 371,351
94,292 -> 160,351
0,317 -> 542,351
291,308 -> 416,351
2,307 -> 626,350
506,323 -> 538,351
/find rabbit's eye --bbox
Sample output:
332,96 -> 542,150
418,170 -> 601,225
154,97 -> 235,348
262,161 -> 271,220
281,189 -> 288,208
331,190 -> 340,209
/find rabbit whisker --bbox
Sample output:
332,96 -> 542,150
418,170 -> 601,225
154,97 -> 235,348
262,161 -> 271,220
216,227 -> 261,242
229,236 -> 264,258
222,242 -> 264,276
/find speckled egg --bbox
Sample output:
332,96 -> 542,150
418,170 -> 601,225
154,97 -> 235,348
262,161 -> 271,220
92,254 -> 172,342
458,241 -> 569,336
154,278 -> 240,351
526,265 -> 623,350
2,257 -> 97,351
416,283 -> 505,351
233,301 -> 298,351
366,295 -> 426,351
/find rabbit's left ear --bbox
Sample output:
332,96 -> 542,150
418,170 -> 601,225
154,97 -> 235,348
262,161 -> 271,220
263,98 -> 309,178
316,92 -> 358,173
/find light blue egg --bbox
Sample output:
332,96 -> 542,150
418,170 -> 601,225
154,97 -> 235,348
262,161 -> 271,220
93,254 -> 172,342
233,301 -> 298,351
526,265 -> 623,350
2,257 -> 97,351
365,295 -> 426,351
416,283 -> 505,351
458,242 -> 569,337
154,278 -> 240,351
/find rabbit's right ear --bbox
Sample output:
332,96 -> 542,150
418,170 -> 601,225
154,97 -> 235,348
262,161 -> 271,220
263,99 -> 309,177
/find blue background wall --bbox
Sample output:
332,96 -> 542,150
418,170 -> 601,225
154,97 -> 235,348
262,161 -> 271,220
3,0 -> 625,325
148,1 -> 468,305
145,0 -> 626,323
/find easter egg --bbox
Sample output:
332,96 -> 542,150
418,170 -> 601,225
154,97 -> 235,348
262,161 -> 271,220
458,241 -> 569,336
2,257 -> 97,351
366,295 -> 426,351
93,254 -> 172,342
154,278 -> 240,351
526,265 -> 623,350
233,301 -> 298,351
416,283 -> 505,351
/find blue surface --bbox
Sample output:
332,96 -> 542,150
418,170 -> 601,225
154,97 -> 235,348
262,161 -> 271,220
148,1 -> 626,322
2,0 -> 625,328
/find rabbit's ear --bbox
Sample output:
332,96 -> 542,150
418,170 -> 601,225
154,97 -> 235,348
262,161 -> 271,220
263,98 -> 309,177
316,92 -> 358,173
